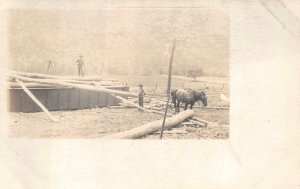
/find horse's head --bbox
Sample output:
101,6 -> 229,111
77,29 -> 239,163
170,89 -> 177,97
195,91 -> 207,107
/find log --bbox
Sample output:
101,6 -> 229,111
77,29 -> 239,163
119,103 -> 164,111
205,106 -> 229,110
11,70 -> 104,81
9,74 -> 137,97
113,95 -> 152,113
187,119 -> 206,126
8,82 -> 55,88
102,109 -> 194,139
191,117 -> 209,124
16,80 -> 58,122
107,105 -> 134,109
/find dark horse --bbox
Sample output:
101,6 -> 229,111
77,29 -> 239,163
171,89 -> 207,113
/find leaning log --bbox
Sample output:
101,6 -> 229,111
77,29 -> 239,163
113,95 -> 152,113
102,110 -> 194,139
16,80 -> 58,122
9,74 -> 137,97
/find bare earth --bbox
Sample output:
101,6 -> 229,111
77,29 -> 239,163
9,107 -> 229,139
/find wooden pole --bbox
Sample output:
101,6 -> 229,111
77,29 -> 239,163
9,74 -> 137,98
160,40 -> 176,139
16,79 -> 58,122
102,109 -> 194,139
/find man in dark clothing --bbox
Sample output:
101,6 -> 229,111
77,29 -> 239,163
47,60 -> 54,74
138,83 -> 145,108
76,55 -> 85,77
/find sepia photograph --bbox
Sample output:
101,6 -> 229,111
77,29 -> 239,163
1,0 -> 300,188
7,2 -> 229,139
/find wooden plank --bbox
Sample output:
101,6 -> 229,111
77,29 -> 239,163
58,89 -> 70,110
88,91 -> 99,108
79,89 -> 89,109
8,89 -> 22,112
47,89 -> 59,111
69,89 -> 80,109
97,92 -> 108,107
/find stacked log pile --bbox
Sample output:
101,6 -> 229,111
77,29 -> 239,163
8,71 -> 123,88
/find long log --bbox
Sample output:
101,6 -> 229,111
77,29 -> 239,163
205,106 -> 230,110
102,109 -> 194,139
113,95 -> 152,112
16,80 -> 58,122
11,70 -> 104,81
8,82 -> 55,88
119,103 -> 164,111
9,74 -> 137,97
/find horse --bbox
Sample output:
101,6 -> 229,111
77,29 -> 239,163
171,89 -> 207,113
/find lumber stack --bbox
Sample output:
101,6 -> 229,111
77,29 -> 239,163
8,71 -> 136,98
8,71 -> 123,89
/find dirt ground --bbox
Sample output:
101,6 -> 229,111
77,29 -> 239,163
9,106 -> 229,139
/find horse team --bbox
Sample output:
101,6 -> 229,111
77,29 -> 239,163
171,89 -> 207,113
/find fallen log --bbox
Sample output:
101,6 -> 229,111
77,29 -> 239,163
9,74 -> 137,97
16,79 -> 58,122
102,109 -> 194,139
187,119 -> 206,126
205,106 -> 229,110
191,117 -> 209,124
107,105 -> 134,109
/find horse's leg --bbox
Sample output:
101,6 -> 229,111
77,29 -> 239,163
190,102 -> 195,109
172,99 -> 176,110
184,103 -> 188,110
176,101 -> 180,112
173,99 -> 176,113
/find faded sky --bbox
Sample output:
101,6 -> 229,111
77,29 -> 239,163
9,3 -> 229,76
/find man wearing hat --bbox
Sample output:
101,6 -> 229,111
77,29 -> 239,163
76,55 -> 85,77
138,83 -> 145,108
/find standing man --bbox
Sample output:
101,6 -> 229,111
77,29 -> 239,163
138,83 -> 145,108
47,60 -> 54,74
76,55 -> 85,77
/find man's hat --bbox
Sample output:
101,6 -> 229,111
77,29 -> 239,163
138,83 -> 143,87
